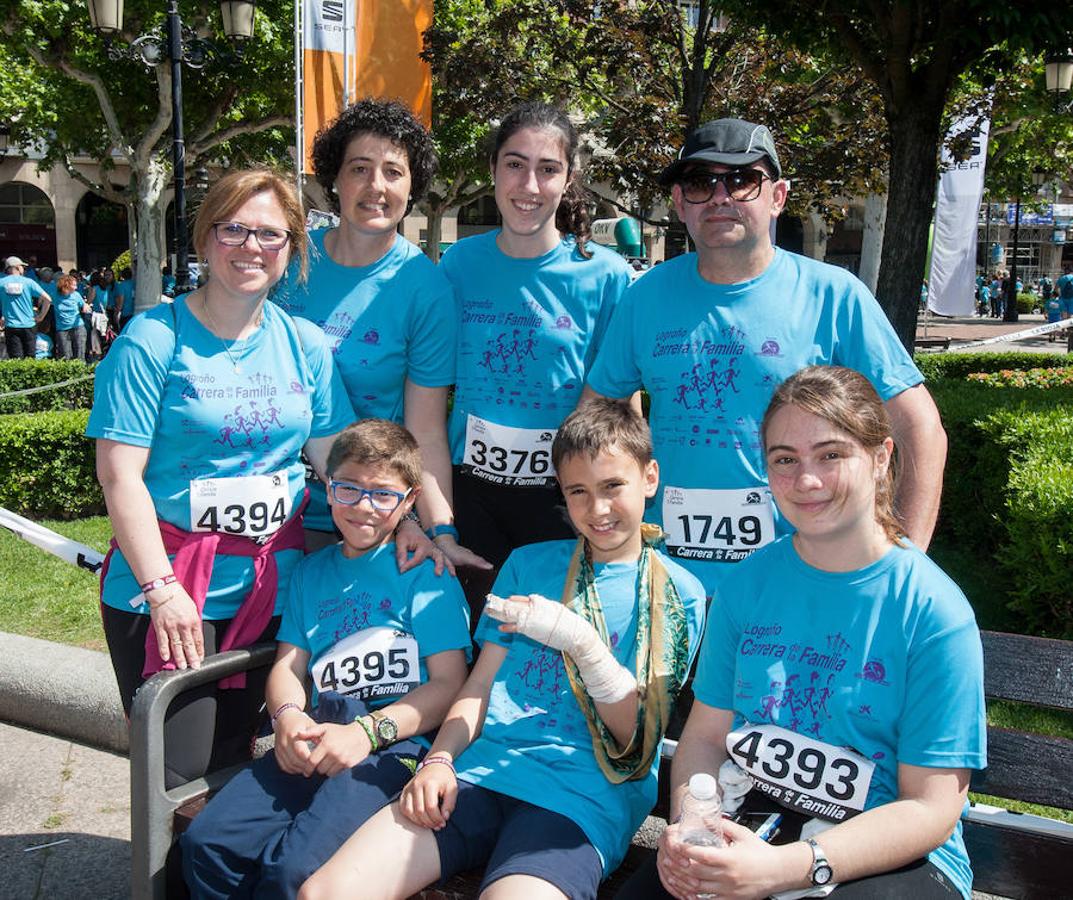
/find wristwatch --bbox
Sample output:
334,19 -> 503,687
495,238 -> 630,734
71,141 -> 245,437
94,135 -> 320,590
370,710 -> 399,747
806,838 -> 833,886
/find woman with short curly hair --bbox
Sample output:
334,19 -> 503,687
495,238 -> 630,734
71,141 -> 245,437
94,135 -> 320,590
273,98 -> 490,576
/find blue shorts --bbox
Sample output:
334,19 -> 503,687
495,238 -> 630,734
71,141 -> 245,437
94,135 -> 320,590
434,780 -> 603,899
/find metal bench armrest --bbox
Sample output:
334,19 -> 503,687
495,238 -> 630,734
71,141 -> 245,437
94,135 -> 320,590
130,643 -> 276,900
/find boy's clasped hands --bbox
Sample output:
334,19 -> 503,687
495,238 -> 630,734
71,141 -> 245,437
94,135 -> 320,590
271,706 -> 376,778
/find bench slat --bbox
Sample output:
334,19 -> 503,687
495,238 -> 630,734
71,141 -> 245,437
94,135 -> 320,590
982,632 -> 1073,710
963,818 -> 1073,899
970,727 -> 1073,811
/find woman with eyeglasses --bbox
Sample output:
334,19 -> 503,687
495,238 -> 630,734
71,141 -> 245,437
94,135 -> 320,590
273,98 -> 488,578
87,168 -> 355,788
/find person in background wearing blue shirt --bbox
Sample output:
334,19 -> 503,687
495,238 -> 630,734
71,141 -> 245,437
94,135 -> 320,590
442,102 -> 633,619
162,264 -> 177,298
87,168 -> 357,788
0,255 -> 51,358
272,98 -> 473,578
622,366 -> 985,900
114,264 -> 136,331
585,118 -> 946,601
52,274 -> 90,360
182,419 -> 472,899
303,399 -> 707,900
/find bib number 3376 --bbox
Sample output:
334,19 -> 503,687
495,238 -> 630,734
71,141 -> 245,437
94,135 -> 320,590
727,723 -> 874,821
189,473 -> 290,538
463,415 -> 554,486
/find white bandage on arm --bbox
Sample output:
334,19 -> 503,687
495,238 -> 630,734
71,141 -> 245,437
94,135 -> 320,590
485,594 -> 637,704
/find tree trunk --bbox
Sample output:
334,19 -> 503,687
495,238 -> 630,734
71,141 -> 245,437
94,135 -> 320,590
133,159 -> 169,314
858,191 -> 887,295
424,204 -> 444,262
875,104 -> 945,352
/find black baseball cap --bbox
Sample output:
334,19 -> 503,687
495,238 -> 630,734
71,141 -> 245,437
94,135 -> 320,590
660,118 -> 782,185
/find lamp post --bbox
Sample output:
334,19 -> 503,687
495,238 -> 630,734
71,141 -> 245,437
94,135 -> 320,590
84,0 -> 255,294
1045,49 -> 1073,110
0,124 -> 9,154
1004,167 -> 1051,322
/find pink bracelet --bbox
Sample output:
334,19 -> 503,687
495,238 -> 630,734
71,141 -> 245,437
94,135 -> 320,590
270,702 -> 301,724
140,573 -> 177,593
417,754 -> 456,775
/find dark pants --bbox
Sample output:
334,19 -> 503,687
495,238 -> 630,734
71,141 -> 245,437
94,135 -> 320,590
615,795 -> 962,900
100,604 -> 279,789
55,326 -> 87,360
5,326 -> 35,358
452,466 -> 575,622
181,693 -> 427,900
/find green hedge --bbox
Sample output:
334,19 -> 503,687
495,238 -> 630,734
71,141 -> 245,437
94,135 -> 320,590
914,351 -> 1070,382
0,359 -> 96,414
929,377 -> 1073,638
0,410 -> 103,519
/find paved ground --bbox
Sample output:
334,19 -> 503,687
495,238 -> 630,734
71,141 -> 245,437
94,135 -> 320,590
917,311 -> 1071,354
0,722 -> 129,900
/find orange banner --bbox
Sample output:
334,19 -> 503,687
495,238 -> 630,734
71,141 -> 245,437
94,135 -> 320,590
301,0 -> 432,175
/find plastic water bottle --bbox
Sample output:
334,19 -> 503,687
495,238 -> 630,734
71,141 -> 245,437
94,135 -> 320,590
678,772 -> 725,847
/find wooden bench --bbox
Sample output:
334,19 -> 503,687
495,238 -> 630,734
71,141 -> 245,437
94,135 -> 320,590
914,336 -> 952,351
129,631 -> 1073,899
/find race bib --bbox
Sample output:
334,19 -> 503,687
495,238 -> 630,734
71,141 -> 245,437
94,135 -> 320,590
312,627 -> 420,701
189,472 -> 291,538
662,486 -> 775,562
727,722 -> 875,821
462,415 -> 555,487
5,282 -> 22,295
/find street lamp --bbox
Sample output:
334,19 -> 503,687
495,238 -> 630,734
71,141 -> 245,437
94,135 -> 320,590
1045,49 -> 1073,112
0,124 -> 10,154
84,0 -> 256,293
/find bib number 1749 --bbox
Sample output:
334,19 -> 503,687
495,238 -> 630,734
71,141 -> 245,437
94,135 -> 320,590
676,513 -> 763,547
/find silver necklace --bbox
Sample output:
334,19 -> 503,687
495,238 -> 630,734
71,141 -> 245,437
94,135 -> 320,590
200,295 -> 263,374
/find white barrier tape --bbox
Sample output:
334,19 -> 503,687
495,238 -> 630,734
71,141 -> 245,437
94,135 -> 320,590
947,318 -> 1073,351
0,507 -> 104,573
0,372 -> 95,400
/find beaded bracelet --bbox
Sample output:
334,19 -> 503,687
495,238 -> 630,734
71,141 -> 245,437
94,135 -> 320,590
270,702 -> 301,725
417,754 -> 456,775
353,714 -> 379,751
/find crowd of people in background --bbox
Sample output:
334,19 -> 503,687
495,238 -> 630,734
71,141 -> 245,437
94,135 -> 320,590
0,253 -> 150,362
974,263 -> 1073,327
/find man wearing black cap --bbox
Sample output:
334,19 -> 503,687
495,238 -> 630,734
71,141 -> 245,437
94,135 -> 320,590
585,118 -> 945,598
0,256 -> 52,359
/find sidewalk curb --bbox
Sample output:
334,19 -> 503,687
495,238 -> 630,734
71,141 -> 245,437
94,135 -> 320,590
0,631 -> 128,753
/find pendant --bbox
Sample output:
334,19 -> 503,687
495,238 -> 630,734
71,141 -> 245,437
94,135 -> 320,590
234,365 -> 242,374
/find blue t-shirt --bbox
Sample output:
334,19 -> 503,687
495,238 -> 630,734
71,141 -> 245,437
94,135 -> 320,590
34,331 -> 53,359
586,249 -> 923,596
92,283 -> 115,312
277,541 -> 471,715
441,232 -> 631,485
115,280 -> 135,315
693,536 -> 986,899
0,274 -> 47,328
1045,297 -> 1063,323
454,540 -> 707,874
54,291 -> 86,332
272,230 -> 456,530
86,296 -> 354,618
1058,273 -> 1073,314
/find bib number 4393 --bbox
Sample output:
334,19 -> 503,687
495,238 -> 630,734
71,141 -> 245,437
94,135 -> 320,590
727,723 -> 874,821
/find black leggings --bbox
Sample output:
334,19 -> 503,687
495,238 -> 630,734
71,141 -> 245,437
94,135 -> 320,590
452,466 -> 576,621
100,605 -> 279,789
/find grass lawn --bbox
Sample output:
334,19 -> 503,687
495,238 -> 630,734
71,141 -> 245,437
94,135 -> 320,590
0,516 -> 111,651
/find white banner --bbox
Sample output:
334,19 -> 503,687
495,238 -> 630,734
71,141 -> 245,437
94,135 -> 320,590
0,508 -> 104,572
929,111 -> 990,316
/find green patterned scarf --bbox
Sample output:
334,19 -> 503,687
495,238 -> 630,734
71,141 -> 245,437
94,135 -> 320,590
559,524 -> 690,783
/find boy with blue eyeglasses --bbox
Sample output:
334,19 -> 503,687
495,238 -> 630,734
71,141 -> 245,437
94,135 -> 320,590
182,419 -> 471,899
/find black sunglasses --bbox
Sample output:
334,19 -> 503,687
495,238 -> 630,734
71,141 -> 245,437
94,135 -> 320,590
679,168 -> 770,203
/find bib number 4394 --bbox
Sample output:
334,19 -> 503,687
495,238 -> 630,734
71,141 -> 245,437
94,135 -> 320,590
189,473 -> 291,538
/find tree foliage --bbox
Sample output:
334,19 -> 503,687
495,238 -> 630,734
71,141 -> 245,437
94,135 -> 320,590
719,0 -> 1073,349
0,0 -> 295,309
